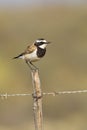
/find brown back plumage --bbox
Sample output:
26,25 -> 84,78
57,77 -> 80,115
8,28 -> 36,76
25,44 -> 37,54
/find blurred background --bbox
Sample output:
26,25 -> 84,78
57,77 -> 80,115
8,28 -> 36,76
0,0 -> 87,130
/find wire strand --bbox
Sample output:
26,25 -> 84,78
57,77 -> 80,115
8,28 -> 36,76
0,89 -> 87,99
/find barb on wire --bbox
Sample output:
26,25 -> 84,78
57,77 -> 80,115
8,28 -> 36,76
0,89 -> 87,99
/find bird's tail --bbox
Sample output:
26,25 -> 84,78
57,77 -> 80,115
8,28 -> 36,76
13,53 -> 24,59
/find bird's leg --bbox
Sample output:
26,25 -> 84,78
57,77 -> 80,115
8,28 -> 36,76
26,61 -> 38,70
26,61 -> 33,70
30,61 -> 38,70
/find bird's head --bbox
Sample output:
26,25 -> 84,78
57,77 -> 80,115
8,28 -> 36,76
34,38 -> 51,49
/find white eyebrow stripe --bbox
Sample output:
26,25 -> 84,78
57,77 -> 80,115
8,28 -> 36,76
36,40 -> 47,43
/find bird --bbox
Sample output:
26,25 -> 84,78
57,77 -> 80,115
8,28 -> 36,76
13,38 -> 50,70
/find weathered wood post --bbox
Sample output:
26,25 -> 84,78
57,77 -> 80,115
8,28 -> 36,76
31,69 -> 43,130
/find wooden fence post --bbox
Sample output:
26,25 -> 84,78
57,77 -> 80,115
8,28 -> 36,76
31,69 -> 43,130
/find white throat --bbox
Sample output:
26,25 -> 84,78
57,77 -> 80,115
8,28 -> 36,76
39,44 -> 47,49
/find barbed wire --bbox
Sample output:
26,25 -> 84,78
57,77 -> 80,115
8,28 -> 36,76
0,89 -> 87,99
43,89 -> 87,96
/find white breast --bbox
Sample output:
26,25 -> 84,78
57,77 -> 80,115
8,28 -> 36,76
24,49 -> 40,62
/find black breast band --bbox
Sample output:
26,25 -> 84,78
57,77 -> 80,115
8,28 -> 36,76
37,47 -> 46,58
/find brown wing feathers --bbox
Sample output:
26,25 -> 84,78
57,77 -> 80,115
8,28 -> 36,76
13,44 -> 36,59
25,44 -> 36,54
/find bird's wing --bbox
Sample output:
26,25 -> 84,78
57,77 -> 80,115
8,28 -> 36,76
25,44 -> 37,54
13,44 -> 37,59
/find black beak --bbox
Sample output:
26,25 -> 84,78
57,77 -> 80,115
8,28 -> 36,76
47,41 -> 51,44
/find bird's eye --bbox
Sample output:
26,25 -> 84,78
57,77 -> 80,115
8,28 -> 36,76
35,41 -> 44,46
